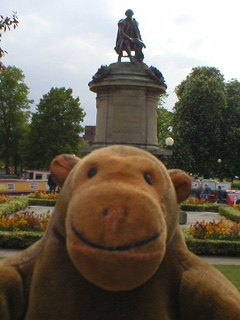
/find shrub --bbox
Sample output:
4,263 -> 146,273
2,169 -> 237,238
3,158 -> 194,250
0,197 -> 28,216
180,203 -> 223,212
183,229 -> 240,256
219,206 -> 240,223
185,238 -> 240,256
27,198 -> 57,206
0,231 -> 43,249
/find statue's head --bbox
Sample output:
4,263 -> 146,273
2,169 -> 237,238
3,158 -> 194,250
125,9 -> 134,18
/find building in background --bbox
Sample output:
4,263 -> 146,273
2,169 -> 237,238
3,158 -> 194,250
83,126 -> 96,146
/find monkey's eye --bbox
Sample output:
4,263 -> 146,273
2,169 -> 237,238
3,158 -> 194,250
88,167 -> 97,178
144,173 -> 153,185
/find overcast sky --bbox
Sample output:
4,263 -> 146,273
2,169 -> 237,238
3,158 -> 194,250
1,0 -> 239,126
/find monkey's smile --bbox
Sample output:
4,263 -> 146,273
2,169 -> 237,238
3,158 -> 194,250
72,223 -> 160,252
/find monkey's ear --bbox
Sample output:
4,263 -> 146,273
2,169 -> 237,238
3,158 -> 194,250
50,154 -> 80,187
168,169 -> 192,203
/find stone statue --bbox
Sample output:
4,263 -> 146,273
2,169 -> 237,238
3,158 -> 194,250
114,9 -> 146,63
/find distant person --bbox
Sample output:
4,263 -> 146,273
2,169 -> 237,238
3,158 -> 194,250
203,184 -> 211,201
48,174 -> 56,194
217,186 -> 224,203
195,186 -> 203,199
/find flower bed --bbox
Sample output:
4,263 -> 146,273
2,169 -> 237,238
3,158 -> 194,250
189,217 -> 240,241
0,194 -> 11,204
27,192 -> 58,206
0,211 -> 50,232
28,191 -> 59,199
0,209 -> 50,249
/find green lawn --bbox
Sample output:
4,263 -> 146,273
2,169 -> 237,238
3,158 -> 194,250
214,265 -> 240,291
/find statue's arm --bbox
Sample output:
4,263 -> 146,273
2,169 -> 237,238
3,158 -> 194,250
0,265 -> 26,320
179,268 -> 240,320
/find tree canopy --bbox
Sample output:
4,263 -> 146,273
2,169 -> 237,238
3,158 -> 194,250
0,66 -> 32,174
157,106 -> 173,147
0,12 -> 19,70
25,87 -> 85,169
171,67 -> 227,178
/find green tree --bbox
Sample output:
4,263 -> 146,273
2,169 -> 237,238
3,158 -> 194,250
171,67 -> 226,178
0,12 -> 19,70
25,87 -> 85,169
157,106 -> 173,147
220,79 -> 240,179
0,66 -> 32,174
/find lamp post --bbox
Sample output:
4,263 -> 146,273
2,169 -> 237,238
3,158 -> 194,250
217,159 -> 223,181
161,137 -> 174,167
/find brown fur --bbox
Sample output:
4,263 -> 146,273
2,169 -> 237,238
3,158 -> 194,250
0,145 -> 239,319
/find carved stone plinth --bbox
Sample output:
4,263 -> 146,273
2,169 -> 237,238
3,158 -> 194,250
85,62 -> 170,157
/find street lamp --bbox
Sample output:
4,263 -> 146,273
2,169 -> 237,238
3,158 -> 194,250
217,159 -> 222,163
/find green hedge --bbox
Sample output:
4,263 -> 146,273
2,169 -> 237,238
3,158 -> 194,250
0,197 -> 56,217
0,231 -> 43,249
185,238 -> 240,256
183,230 -> 240,256
27,198 -> 57,206
219,206 -> 240,223
180,204 -> 223,212
0,229 -> 239,256
0,197 -> 29,216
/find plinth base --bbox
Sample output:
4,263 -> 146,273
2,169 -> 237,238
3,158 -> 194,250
88,62 -> 167,148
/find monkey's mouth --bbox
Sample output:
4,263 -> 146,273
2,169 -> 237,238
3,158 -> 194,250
72,223 -> 160,252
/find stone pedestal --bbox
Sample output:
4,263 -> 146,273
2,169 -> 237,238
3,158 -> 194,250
85,62 -> 171,157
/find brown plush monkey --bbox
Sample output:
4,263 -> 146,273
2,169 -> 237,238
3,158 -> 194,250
0,145 -> 239,319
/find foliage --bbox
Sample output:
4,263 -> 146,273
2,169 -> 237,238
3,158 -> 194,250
180,203 -> 222,212
0,196 -> 28,216
181,198 -> 205,205
220,80 -> 240,179
0,12 -> 19,69
0,231 -> 43,248
157,106 -> 173,147
171,67 -> 240,179
0,210 -> 50,232
0,194 -> 11,204
28,191 -> 59,199
183,229 -> 240,256
185,238 -> 240,256
28,198 -> 57,206
189,217 -> 240,241
219,206 -> 240,223
24,87 -> 85,169
0,66 -> 33,174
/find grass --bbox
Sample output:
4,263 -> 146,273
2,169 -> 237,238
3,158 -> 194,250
214,265 -> 240,291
